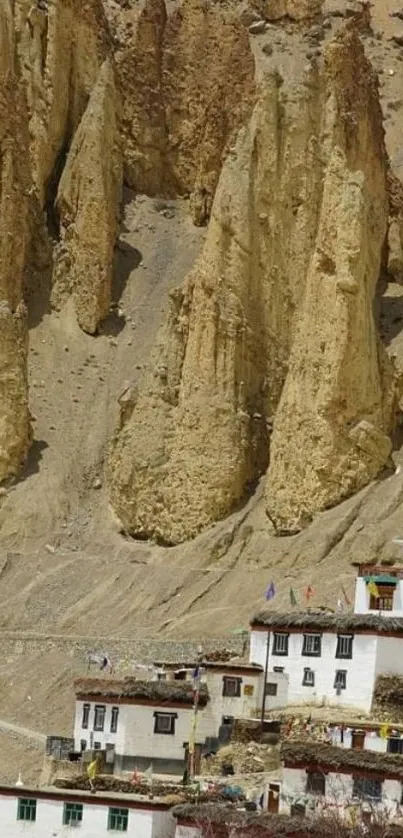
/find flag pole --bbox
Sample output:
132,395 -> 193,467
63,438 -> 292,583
260,631 -> 270,733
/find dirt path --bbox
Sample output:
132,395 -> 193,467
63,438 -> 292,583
0,718 -> 45,744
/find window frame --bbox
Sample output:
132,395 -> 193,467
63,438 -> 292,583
93,704 -> 106,732
108,806 -> 129,832
82,702 -> 90,730
388,737 -> 403,755
336,634 -> 353,659
153,712 -> 177,735
63,802 -> 84,826
17,798 -> 37,822
306,771 -> 326,796
265,682 -> 278,696
222,676 -> 242,698
352,776 -> 382,801
334,669 -> 347,690
302,634 -> 322,657
110,706 -> 119,734
369,584 -> 395,612
302,667 -> 315,687
272,632 -> 289,656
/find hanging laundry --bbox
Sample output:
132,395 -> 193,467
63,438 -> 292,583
380,724 -> 390,739
265,581 -> 276,601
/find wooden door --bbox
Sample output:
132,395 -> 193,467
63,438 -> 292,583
352,730 -> 365,750
268,783 -> 280,813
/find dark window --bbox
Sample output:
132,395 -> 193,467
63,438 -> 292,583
353,777 -> 382,800
306,771 -> 326,795
290,803 -> 306,817
272,633 -> 289,656
222,677 -> 242,698
94,705 -> 106,731
110,707 -> 119,734
302,667 -> 315,687
265,683 -> 278,696
388,737 -> 403,755
302,634 -> 322,656
94,741 -> 101,750
153,712 -> 177,735
63,802 -> 83,826
82,702 -> 90,729
17,799 -> 37,822
80,739 -> 87,752
273,666 -> 284,673
334,670 -> 347,690
108,807 -> 128,831
174,670 -> 187,680
336,635 -> 353,659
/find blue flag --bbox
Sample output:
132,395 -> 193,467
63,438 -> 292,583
265,581 -> 276,601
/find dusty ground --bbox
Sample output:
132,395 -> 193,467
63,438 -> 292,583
2,0 -> 403,782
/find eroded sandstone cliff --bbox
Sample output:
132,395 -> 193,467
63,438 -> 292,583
0,1 -> 32,481
108,20 -> 398,543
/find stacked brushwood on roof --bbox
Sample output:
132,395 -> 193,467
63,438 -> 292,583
74,677 -> 209,706
172,803 -> 403,836
281,740 -> 403,778
251,611 -> 403,632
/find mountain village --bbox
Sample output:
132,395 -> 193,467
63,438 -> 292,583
3,564 -> 403,835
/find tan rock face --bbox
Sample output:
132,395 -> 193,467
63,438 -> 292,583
265,27 -> 394,533
14,0 -> 121,335
249,0 -> 323,21
0,1 -> 32,480
53,61 -> 122,334
108,23 -> 396,544
113,0 -> 255,225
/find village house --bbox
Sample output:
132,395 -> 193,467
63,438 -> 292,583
0,783 -> 175,837
249,565 -> 403,714
152,660 -> 264,737
280,740 -> 403,819
74,677 -> 215,776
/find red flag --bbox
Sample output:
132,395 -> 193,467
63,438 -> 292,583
341,585 -> 351,606
305,585 -> 314,602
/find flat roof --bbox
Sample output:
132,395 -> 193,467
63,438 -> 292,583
282,741 -> 403,779
0,784 -> 172,810
153,661 -> 263,674
74,677 -> 209,707
250,610 -> 403,634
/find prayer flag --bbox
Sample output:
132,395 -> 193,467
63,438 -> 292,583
367,579 -> 379,598
265,581 -> 276,601
289,587 -> 297,607
341,585 -> 351,606
305,585 -> 314,602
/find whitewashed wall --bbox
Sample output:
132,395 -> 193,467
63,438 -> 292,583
175,825 -> 201,838
249,630 -> 378,712
330,727 -> 387,754
0,793 -> 174,838
354,578 -> 403,616
376,636 -> 403,677
75,700 -> 216,761
281,768 -> 401,817
74,700 -> 123,752
203,671 -> 261,727
121,704 -> 215,761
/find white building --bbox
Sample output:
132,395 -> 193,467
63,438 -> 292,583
74,677 -> 216,775
152,661 -> 264,731
0,783 -> 175,838
249,565 -> 403,713
281,741 -> 403,819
